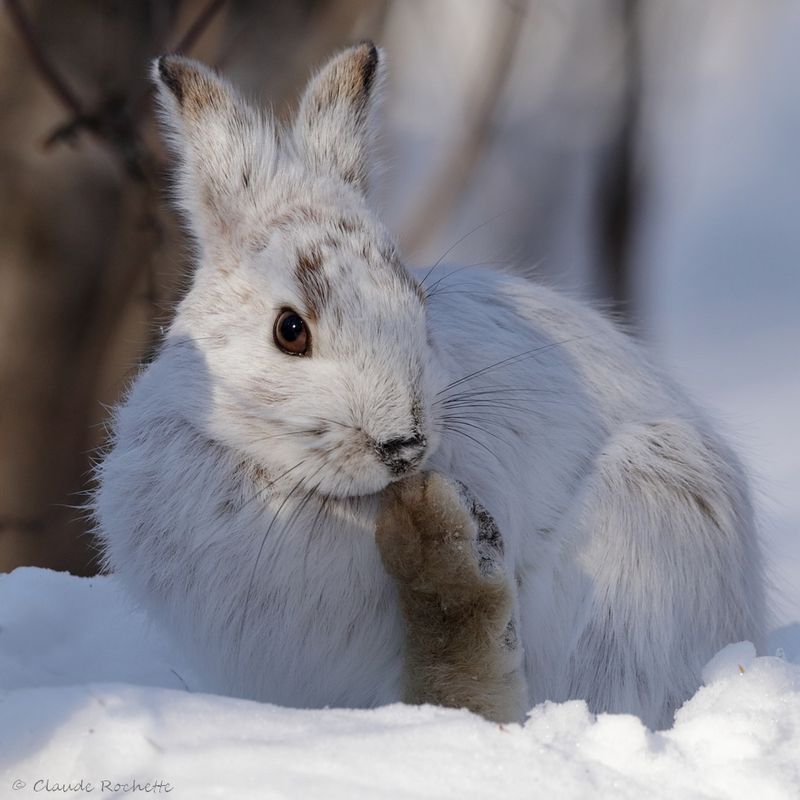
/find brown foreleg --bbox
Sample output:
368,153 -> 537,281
376,472 -> 527,723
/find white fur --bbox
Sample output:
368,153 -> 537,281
94,48 -> 766,729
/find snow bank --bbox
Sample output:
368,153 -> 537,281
1,568 -> 798,799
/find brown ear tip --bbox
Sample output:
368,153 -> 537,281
155,54 -> 185,104
353,40 -> 380,91
357,40 -> 379,65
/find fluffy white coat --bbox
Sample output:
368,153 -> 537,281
94,45 -> 766,730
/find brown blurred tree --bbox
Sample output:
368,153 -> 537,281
0,0 -> 638,575
0,0 -> 386,574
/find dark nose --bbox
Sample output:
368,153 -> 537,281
375,434 -> 427,475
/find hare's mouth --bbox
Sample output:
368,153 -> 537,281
311,456 -> 428,501
247,420 -> 433,500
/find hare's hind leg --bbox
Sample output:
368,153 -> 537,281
376,472 -> 528,723
564,419 -> 766,729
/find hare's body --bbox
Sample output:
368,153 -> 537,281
95,46 -> 765,730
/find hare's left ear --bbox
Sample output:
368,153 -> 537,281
152,55 -> 275,253
293,42 -> 384,193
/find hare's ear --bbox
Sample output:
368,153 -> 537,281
293,42 -> 384,193
153,55 -> 275,252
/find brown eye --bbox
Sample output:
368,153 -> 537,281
274,309 -> 310,356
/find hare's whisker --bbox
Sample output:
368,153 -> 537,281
418,211 -> 510,289
440,414 -> 515,450
439,421 -> 503,465
436,336 -> 590,398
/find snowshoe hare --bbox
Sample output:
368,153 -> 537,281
95,43 -> 766,729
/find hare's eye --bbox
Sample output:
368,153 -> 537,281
274,309 -> 310,356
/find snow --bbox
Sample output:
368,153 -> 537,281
1,568 -> 799,799
2,4 -> 799,797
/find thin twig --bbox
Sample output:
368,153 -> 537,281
4,0 -> 85,117
171,0 -> 230,55
132,0 -> 232,118
5,0 -> 147,176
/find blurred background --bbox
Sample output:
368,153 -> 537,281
0,1 -> 797,623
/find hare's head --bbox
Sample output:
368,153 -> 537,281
154,44 -> 440,498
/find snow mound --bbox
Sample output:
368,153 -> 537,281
1,568 -> 798,799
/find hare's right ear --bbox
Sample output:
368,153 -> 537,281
293,42 -> 384,194
153,56 -> 275,253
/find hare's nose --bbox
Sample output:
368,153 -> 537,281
374,434 -> 427,475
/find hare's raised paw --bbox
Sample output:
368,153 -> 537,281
376,471 -> 507,603
377,472 -> 526,722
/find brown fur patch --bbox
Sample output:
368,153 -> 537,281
158,57 -> 185,104
267,206 -> 323,231
297,246 -> 323,275
295,245 -> 329,319
312,42 -> 378,119
340,217 -> 356,233
158,56 -> 229,118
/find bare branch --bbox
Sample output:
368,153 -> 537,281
4,0 -> 85,118
171,0 -> 230,55
130,0 -> 231,119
